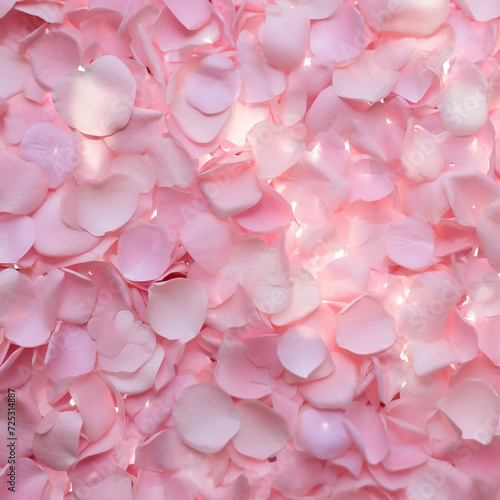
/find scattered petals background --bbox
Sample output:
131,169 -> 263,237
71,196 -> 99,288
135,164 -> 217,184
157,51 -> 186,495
0,0 -> 499,498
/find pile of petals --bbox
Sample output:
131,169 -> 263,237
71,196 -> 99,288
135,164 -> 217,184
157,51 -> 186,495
2,0 -> 500,498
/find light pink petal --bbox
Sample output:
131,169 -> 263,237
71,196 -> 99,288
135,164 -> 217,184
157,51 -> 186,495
343,401 -> 388,464
164,0 -> 211,29
0,150 -> 48,215
299,352 -> 358,409
437,379 -> 500,445
180,212 -> 232,270
446,307 -> 478,363
335,294 -> 397,355
52,55 -> 136,136
152,6 -> 219,52
185,55 -> 240,114
346,158 -> 395,202
277,326 -> 327,378
319,257 -> 369,302
384,216 -> 434,271
332,50 -> 398,104
275,0 -> 340,19
0,214 -> 35,263
440,81 -> 488,136
401,122 -> 446,183
111,154 -> 155,194
173,383 -> 240,453
233,183 -> 294,234
232,399 -> 290,460
20,123 -> 76,189
45,323 -> 96,381
477,199 -> 500,271
146,136 -> 197,189
358,0 -> 449,36
442,170 -> 500,227
103,343 -> 164,395
0,268 -> 31,324
70,373 -> 116,442
198,160 -> 262,218
147,278 -> 208,342
453,0 -> 500,22
248,121 -> 305,180
400,178 -> 450,224
263,5 -> 309,69
14,2 -> 64,22
118,224 -> 174,282
298,409 -> 351,459
29,31 -> 82,89
0,458 -> 47,499
31,190 -> 100,257
74,174 -> 140,236
0,46 -> 29,99
408,338 -> 460,376
0,0 -> 15,19
310,5 -> 365,62
33,410 -> 83,471
57,269 -> 97,325
393,59 -> 437,104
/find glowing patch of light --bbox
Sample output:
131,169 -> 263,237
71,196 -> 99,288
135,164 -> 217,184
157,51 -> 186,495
473,247 -> 479,257
402,380 -> 407,387
70,398 -> 76,406
115,407 -> 119,413
344,140 -> 350,152
400,345 -> 409,362
321,422 -> 329,430
465,311 -> 476,322
396,296 -> 404,305
304,57 -> 312,66
13,264 -> 19,269
312,143 -> 321,156
145,400 -> 150,408
296,226 -> 303,238
77,65 -> 85,72
386,118 -> 392,124
443,60 -> 451,76
151,208 -> 158,219
69,484 -> 73,492
291,201 -> 298,212
404,289 -> 410,298
332,248 -> 345,260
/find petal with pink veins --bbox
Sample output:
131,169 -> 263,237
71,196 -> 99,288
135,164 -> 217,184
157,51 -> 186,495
384,217 -> 434,271
232,399 -> 290,459
52,55 -> 136,136
335,294 -> 397,355
173,383 -> 240,453
33,410 -> 83,471
147,278 -> 208,342
437,379 -> 500,445
74,174 -> 140,237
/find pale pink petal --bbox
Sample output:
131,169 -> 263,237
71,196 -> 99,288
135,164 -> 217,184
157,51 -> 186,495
332,50 -> 398,104
0,150 -> 48,215
263,5 -> 309,69
0,0 -> 15,19
185,55 -> 240,114
277,326 -> 327,378
453,0 -> 500,22
282,79 -> 307,127
0,46 -> 29,99
335,294 -> 397,355
45,323 -> 96,381
0,458 -> 47,499
57,269 -> 97,325
233,183 -> 294,234
146,136 -> 198,188
299,352 -> 358,410
232,399 -> 290,460
74,174 -> 140,236
164,0 -> 212,29
440,81 -> 488,136
310,5 -> 365,62
477,199 -> 500,271
33,410 -> 83,471
319,257 -> 369,302
358,0 -> 449,36
446,307 -> 478,363
52,55 -> 136,136
247,121 -> 305,180
442,170 -> 500,227
275,0 -> 340,19
111,154 -> 155,193
31,190 -> 100,257
298,408 -> 351,459
147,278 -> 208,342
384,216 -> 434,271
173,383 -> 240,453
346,158 -> 395,202
0,268 -> 31,324
14,2 -> 64,22
343,401 -> 388,464
198,159 -> 262,218
118,224 -> 174,282
0,214 -> 35,263
393,59 -> 437,104
69,373 -> 116,442
20,123 -> 76,189
436,379 -> 500,445
152,6 -> 220,52
215,339 -> 273,399
408,338 -> 460,376
400,178 -> 450,224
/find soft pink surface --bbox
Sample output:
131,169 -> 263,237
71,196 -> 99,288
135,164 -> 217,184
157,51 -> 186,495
0,1 -> 500,499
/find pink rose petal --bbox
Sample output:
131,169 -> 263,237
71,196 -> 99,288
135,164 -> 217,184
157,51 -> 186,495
0,214 -> 35,263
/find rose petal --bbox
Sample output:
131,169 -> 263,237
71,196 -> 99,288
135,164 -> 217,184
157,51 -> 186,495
0,214 -> 35,263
